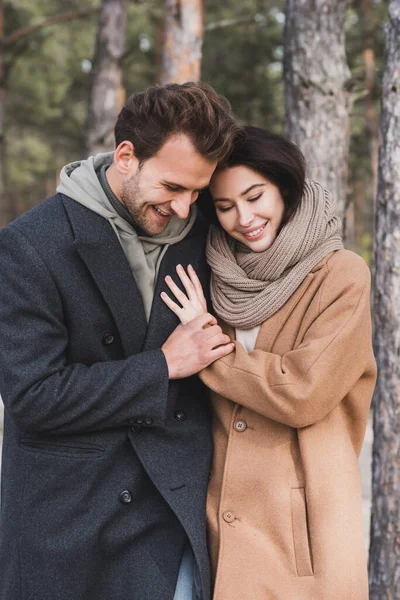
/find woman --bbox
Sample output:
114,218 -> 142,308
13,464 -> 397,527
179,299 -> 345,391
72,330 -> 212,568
161,126 -> 376,600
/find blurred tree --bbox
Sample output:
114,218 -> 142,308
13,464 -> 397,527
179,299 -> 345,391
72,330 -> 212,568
203,1 -> 285,130
0,0 -> 388,258
161,0 -> 204,83
0,0 -> 99,227
284,0 -> 351,222
346,0 -> 387,259
86,0 -> 128,155
369,2 -> 400,596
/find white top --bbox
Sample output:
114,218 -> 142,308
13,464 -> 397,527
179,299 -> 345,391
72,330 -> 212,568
235,325 -> 261,353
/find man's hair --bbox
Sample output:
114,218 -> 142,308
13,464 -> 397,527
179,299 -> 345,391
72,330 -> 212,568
114,81 -> 242,163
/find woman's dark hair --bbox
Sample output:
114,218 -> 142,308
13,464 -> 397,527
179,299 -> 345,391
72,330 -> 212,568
197,125 -> 306,227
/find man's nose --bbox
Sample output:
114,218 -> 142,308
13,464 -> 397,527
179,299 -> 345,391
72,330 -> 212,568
170,194 -> 192,220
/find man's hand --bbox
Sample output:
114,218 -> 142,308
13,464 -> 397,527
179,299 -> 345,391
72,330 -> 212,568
162,313 -> 235,379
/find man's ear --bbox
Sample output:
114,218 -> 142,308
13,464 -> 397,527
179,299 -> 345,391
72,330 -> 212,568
114,141 -> 139,175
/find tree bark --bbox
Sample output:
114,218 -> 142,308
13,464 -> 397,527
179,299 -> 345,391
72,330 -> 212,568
369,2 -> 400,598
86,0 -> 128,156
0,0 -> 16,228
283,0 -> 351,221
161,0 -> 203,84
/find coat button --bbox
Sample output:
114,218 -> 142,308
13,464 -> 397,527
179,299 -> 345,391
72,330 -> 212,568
223,510 -> 235,523
174,410 -> 187,422
144,417 -> 153,426
102,332 -> 115,346
119,490 -> 132,504
234,419 -> 247,432
136,417 -> 144,425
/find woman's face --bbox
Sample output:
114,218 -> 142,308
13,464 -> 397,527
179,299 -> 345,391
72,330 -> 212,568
209,165 -> 285,252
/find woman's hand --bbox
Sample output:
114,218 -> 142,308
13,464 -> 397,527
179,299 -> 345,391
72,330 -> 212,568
161,264 -> 208,325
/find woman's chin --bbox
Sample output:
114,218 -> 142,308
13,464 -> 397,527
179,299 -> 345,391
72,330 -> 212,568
239,234 -> 276,253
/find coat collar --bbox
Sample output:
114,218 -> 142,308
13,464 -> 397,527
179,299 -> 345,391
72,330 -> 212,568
143,217 -> 208,351
62,194 -> 147,356
62,193 -> 208,356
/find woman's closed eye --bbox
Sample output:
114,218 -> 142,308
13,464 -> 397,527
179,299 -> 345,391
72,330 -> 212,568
217,193 -> 263,213
248,193 -> 263,203
217,205 -> 233,213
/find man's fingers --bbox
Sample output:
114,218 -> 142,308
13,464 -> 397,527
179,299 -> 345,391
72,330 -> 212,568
208,333 -> 232,347
202,325 -> 222,339
191,312 -> 217,328
209,342 -> 235,360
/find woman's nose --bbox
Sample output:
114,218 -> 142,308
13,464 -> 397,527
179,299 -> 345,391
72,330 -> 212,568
238,206 -> 254,227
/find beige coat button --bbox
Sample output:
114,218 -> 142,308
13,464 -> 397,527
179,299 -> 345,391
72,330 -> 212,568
234,419 -> 247,432
223,510 -> 235,523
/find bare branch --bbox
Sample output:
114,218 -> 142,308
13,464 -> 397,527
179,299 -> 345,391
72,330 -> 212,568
3,8 -> 100,47
205,15 -> 260,32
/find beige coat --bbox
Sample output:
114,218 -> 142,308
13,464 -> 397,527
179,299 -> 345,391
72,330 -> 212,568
200,249 -> 377,600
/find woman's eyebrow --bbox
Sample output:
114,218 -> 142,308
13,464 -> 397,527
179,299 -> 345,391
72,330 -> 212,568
214,183 -> 266,203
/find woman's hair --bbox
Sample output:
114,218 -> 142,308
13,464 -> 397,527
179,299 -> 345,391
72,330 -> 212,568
197,125 -> 306,226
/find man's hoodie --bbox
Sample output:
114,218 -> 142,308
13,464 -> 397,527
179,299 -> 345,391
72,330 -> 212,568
57,152 -> 196,321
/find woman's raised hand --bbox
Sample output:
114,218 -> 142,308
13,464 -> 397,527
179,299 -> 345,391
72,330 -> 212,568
161,264 -> 208,325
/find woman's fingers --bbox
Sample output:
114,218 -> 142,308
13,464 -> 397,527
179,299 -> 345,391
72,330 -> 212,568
160,291 -> 183,319
165,275 -> 190,306
188,264 -> 206,301
176,264 -> 197,300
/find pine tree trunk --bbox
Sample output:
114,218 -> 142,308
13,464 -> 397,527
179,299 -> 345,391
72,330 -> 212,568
161,0 -> 203,84
0,1 -> 16,228
369,2 -> 400,598
86,0 -> 128,156
283,0 -> 351,221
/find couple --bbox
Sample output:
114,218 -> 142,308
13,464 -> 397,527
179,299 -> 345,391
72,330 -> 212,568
0,82 -> 376,600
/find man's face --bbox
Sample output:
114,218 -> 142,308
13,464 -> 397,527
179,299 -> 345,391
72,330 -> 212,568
120,134 -> 217,236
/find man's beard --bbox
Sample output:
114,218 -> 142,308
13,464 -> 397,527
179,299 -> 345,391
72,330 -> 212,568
120,172 -> 167,237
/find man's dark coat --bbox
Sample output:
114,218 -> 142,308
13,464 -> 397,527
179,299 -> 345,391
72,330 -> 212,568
0,194 -> 213,600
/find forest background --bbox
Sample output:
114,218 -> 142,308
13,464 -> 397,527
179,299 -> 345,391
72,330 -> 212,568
0,0 -> 387,262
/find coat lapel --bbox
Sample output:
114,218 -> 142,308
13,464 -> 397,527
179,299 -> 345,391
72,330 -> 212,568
62,195 -> 147,357
143,224 -> 208,351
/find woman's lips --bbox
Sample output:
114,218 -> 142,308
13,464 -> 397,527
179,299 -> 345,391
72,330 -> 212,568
241,222 -> 267,240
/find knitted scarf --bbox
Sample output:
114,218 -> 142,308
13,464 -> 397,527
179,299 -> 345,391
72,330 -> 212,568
206,179 -> 344,329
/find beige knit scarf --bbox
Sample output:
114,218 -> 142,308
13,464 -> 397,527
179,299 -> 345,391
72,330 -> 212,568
206,179 -> 344,329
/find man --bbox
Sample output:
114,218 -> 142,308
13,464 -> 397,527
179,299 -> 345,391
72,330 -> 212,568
0,82 -> 241,600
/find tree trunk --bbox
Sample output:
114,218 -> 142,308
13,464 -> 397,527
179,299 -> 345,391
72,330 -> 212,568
369,2 -> 400,598
364,46 -> 379,203
161,0 -> 203,84
86,0 -> 128,156
283,0 -> 351,221
0,0 -> 16,228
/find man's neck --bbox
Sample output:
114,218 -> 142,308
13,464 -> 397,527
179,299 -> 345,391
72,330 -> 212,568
98,165 -> 138,230
104,164 -> 122,200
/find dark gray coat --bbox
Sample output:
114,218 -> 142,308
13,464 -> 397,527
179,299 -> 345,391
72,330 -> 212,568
0,194 -> 213,600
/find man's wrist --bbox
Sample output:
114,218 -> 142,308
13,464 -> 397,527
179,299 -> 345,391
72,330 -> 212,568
161,347 -> 176,380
